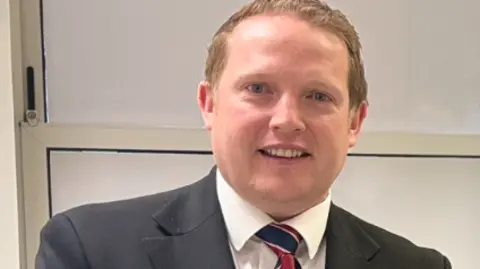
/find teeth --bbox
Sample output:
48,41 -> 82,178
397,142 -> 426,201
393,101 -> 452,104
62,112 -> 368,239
264,148 -> 306,158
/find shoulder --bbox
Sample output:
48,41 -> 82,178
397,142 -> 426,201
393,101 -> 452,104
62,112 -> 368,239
335,205 -> 451,268
36,179 -> 208,267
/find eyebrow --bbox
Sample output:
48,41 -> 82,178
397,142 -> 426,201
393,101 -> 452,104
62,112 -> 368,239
306,80 -> 342,93
234,72 -> 272,83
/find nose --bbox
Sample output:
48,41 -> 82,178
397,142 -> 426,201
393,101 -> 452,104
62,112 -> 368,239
269,95 -> 305,134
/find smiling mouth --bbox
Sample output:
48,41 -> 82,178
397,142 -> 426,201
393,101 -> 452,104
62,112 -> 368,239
258,148 -> 311,159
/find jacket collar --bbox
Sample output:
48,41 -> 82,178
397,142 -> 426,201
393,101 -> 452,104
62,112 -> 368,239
325,204 -> 383,269
143,166 -> 236,269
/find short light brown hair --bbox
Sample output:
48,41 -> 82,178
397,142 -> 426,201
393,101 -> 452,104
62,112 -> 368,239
204,0 -> 368,110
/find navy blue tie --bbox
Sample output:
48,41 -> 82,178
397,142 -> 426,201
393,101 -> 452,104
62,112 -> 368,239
256,223 -> 302,269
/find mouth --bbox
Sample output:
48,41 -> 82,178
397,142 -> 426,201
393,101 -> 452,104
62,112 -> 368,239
258,148 -> 311,159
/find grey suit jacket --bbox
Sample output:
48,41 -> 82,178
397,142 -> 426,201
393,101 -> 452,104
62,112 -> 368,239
36,167 -> 452,269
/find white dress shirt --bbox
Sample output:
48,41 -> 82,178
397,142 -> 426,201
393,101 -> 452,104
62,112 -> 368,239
216,169 -> 331,269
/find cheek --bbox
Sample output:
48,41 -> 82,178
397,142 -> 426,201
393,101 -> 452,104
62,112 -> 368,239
312,114 -> 351,150
229,115 -> 265,145
216,102 -> 262,145
224,96 -> 267,130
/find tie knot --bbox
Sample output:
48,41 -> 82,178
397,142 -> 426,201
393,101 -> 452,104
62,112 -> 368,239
255,223 -> 303,255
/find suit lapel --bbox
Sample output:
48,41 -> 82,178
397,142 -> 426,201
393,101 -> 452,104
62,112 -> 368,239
142,167 -> 236,269
325,204 -> 384,269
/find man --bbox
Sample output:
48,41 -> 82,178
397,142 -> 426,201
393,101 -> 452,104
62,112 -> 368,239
36,0 -> 452,268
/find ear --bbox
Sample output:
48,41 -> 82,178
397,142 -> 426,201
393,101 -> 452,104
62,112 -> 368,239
197,80 -> 215,131
348,101 -> 368,148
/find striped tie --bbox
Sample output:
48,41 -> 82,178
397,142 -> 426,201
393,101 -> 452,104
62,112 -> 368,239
255,223 -> 302,269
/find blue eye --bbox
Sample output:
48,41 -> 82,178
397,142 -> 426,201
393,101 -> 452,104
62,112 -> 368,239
247,83 -> 266,94
309,91 -> 331,102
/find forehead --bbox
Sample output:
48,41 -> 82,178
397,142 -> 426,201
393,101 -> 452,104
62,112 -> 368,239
230,14 -> 344,50
222,14 -> 349,83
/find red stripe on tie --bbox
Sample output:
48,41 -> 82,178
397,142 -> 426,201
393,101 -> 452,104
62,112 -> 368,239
280,254 -> 296,269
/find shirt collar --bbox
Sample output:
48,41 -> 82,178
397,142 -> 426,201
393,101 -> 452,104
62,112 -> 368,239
216,169 -> 331,260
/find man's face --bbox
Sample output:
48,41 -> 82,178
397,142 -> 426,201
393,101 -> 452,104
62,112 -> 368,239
198,14 -> 367,219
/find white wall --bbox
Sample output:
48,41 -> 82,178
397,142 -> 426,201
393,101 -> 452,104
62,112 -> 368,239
0,0 -> 21,268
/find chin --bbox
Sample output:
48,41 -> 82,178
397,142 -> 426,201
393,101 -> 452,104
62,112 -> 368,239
252,176 -> 307,201
255,190 -> 312,221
